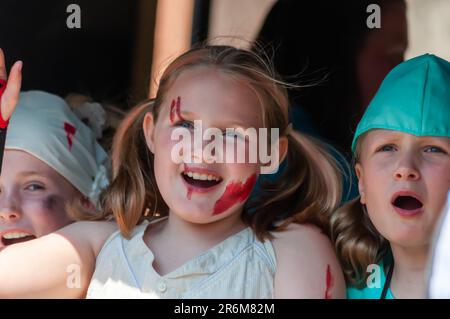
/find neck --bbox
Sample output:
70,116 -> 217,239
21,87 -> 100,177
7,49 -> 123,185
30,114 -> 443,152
389,243 -> 429,299
164,209 -> 247,250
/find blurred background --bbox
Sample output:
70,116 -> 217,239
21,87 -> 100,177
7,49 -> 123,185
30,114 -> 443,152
208,0 -> 450,60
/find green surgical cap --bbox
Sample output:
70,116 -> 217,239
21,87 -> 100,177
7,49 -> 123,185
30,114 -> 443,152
352,54 -> 450,152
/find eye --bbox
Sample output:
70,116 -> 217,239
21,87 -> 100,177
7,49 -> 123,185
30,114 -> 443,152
223,130 -> 237,138
376,144 -> 397,152
424,146 -> 447,154
25,183 -> 45,191
174,120 -> 194,130
223,129 -> 245,141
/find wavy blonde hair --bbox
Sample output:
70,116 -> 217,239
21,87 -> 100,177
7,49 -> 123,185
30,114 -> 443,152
329,134 -> 389,287
72,45 -> 343,240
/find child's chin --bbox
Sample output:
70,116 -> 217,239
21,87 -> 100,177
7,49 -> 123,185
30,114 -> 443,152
183,214 -> 217,224
389,232 -> 429,247
174,204 -> 216,221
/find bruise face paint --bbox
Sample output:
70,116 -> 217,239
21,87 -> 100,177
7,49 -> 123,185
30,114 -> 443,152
43,194 -> 63,211
169,96 -> 184,123
213,173 -> 257,216
324,264 -> 334,299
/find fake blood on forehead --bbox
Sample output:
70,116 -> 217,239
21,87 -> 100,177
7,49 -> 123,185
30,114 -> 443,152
170,96 -> 184,123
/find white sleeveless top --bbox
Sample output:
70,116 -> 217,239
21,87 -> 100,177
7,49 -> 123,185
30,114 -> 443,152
86,219 -> 277,299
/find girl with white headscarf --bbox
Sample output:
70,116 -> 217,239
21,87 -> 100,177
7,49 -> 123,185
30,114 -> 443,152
0,51 -> 109,250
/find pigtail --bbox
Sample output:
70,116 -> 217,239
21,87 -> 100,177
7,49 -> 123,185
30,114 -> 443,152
329,197 -> 388,287
99,100 -> 168,238
68,100 -> 165,236
245,130 -> 342,240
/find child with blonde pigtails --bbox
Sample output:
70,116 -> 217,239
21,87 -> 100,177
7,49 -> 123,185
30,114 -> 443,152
0,45 -> 345,298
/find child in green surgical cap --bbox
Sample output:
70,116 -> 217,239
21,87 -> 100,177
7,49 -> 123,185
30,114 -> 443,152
330,54 -> 450,299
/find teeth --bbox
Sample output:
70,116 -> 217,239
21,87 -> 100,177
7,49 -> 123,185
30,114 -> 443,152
2,232 -> 32,239
183,171 -> 221,182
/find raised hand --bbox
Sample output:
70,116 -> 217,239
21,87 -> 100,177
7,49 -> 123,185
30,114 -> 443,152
0,48 -> 22,124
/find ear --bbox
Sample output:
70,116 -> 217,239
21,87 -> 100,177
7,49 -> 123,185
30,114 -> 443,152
143,112 -> 156,154
80,196 -> 96,212
278,136 -> 289,164
355,163 -> 366,204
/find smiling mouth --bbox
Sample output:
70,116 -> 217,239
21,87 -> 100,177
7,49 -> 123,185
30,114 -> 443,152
181,170 -> 223,189
1,232 -> 37,246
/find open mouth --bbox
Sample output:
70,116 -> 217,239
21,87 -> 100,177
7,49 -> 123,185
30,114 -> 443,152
1,231 -> 36,246
181,170 -> 223,190
391,192 -> 423,215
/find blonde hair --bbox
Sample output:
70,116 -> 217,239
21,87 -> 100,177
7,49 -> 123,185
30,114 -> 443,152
329,134 -> 389,287
75,45 -> 343,240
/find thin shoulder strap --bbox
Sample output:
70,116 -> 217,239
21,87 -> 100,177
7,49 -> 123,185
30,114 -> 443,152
380,260 -> 394,299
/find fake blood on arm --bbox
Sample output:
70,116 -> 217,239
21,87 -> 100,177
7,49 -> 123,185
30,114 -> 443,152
324,264 -> 334,299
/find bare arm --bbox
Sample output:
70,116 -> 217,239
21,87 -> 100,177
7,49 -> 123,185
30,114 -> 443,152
0,48 -> 22,173
0,221 -> 116,298
272,223 -> 346,299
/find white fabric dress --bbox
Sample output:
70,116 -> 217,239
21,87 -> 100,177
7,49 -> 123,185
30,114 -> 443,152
87,219 -> 277,298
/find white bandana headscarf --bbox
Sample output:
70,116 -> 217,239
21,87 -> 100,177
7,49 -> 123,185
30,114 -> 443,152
5,91 -> 109,206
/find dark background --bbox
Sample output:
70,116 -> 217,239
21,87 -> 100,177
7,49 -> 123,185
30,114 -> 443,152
0,0 -> 139,107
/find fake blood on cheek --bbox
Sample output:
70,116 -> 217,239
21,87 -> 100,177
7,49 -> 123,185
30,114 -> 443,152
213,174 -> 257,216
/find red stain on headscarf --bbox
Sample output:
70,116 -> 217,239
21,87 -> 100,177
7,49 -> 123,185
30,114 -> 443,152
64,122 -> 76,151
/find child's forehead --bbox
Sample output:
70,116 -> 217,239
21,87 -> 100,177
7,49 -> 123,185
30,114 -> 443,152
168,66 -> 247,92
162,69 -> 263,123
365,129 -> 450,143
3,149 -> 56,174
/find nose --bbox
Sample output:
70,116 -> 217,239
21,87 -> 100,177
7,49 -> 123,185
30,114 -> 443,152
189,128 -> 224,164
0,209 -> 21,222
0,195 -> 22,223
393,156 -> 420,181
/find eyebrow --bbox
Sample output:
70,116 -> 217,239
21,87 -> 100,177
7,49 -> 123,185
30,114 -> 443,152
176,111 -> 248,127
17,171 -> 46,178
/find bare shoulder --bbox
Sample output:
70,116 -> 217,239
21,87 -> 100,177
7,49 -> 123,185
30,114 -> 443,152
271,223 -> 346,299
272,222 -> 331,249
56,220 -> 118,255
